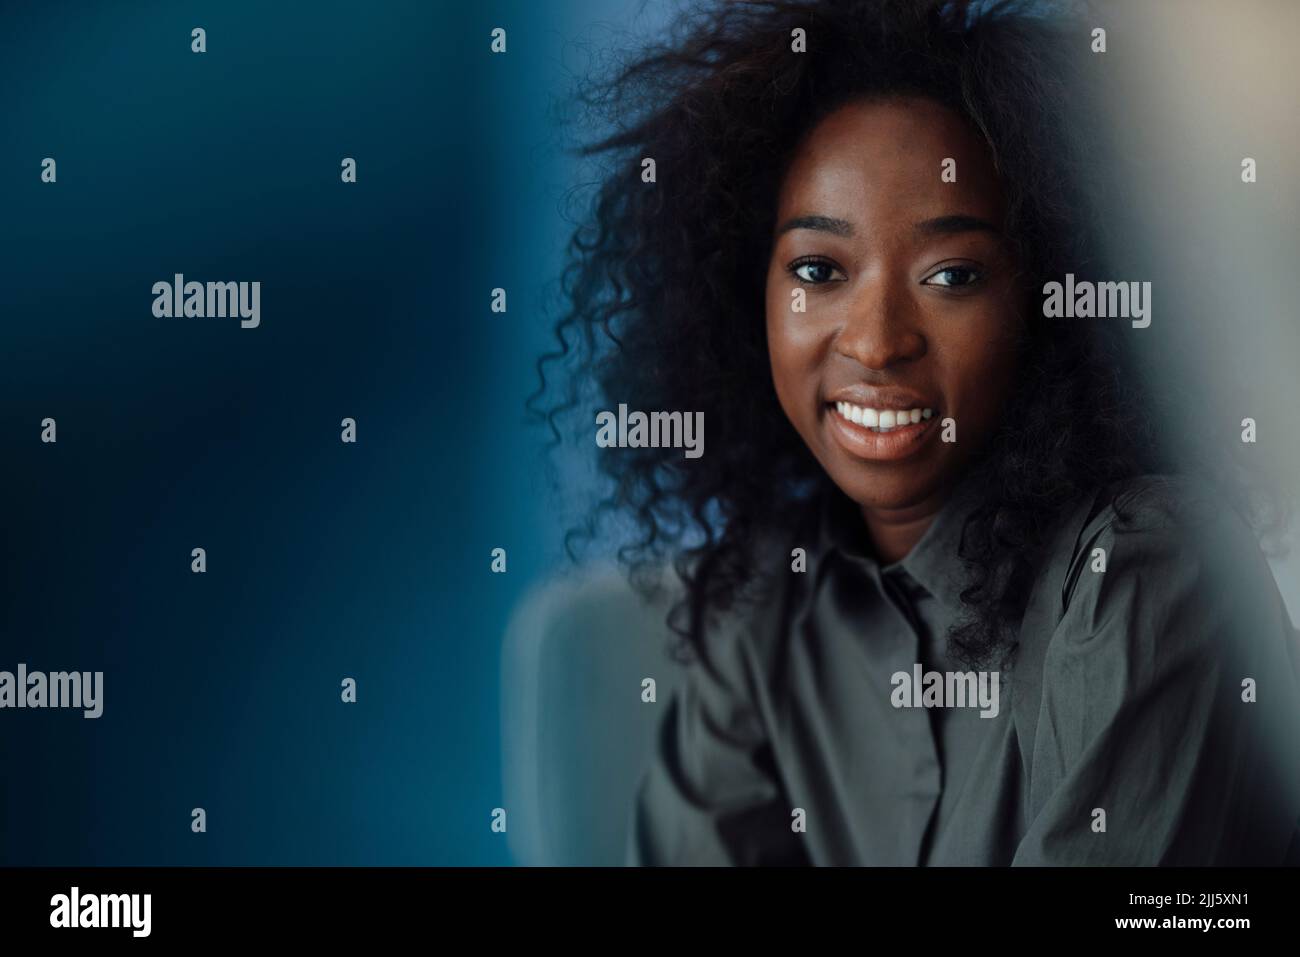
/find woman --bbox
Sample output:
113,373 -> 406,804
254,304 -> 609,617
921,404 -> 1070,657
532,0 -> 1300,864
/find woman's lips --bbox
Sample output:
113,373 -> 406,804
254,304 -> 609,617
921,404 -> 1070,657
823,402 -> 940,461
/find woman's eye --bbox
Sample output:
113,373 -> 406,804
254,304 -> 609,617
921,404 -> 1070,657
924,265 -> 984,288
790,259 -> 846,284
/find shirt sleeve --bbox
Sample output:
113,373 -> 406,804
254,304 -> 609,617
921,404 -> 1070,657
626,616 -> 809,866
1012,481 -> 1300,865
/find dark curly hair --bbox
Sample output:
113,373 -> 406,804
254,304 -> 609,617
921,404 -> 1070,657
530,0 -> 1289,670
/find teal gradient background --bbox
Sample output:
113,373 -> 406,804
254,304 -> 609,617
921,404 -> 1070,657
0,0 -> 659,864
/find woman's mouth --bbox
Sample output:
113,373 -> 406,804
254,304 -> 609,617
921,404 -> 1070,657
824,400 -> 940,461
832,400 -> 934,432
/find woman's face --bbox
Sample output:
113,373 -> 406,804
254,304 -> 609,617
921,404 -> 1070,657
765,96 -> 1024,516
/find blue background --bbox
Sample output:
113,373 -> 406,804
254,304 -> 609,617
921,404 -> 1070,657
0,0 -> 659,864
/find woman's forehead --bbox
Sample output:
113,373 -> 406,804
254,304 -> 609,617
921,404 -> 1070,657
776,96 -> 1004,224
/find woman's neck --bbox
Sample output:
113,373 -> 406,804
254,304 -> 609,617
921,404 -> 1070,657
859,488 -> 951,565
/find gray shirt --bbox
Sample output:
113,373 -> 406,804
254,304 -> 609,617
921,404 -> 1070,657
628,472 -> 1300,865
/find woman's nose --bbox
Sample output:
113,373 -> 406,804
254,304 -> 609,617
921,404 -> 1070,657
833,279 -> 927,370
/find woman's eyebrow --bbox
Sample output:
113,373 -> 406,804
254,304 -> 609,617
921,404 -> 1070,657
775,214 -> 855,238
774,213 -> 1000,239
914,214 -> 1001,236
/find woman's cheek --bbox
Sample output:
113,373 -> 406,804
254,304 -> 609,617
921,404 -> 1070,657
959,342 -> 1018,438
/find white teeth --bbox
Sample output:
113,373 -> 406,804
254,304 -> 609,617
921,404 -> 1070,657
833,401 -> 935,433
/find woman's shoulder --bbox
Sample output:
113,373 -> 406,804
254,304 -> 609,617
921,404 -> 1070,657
1055,471 -> 1291,657
1096,471 -> 1225,532
1083,471 -> 1270,578
1057,472 -> 1254,575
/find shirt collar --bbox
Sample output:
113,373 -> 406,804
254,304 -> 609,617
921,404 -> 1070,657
810,470 -> 987,618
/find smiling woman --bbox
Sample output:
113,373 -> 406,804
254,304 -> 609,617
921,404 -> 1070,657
531,0 -> 1300,866
765,96 -> 1022,561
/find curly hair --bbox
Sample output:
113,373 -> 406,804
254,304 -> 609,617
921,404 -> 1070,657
530,0 -> 1289,670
